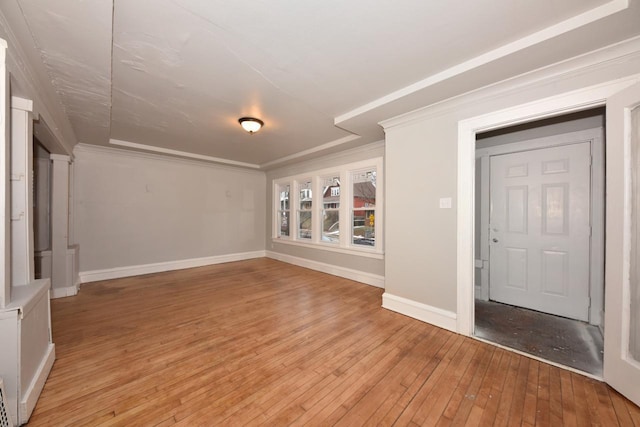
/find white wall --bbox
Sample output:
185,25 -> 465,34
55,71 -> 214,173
74,145 -> 266,274
381,37 -> 640,324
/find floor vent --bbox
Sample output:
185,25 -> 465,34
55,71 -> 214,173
0,378 -> 11,427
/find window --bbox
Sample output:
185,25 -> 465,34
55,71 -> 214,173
273,157 -> 383,257
277,183 -> 290,238
322,176 -> 340,244
351,169 -> 376,247
297,179 -> 312,239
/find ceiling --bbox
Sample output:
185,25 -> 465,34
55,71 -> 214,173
13,0 -> 640,169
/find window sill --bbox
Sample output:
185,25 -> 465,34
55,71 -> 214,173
271,238 -> 384,260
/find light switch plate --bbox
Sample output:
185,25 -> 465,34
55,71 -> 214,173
439,197 -> 452,209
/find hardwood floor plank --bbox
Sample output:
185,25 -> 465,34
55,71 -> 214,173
24,259 -> 639,426
477,350 -> 513,426
548,366 -> 564,425
505,354 -> 529,426
536,362 -> 551,427
558,368 -> 577,427
520,359 -> 540,426
571,372 -> 592,427
492,352 -> 521,426
392,335 -> 466,426
447,345 -> 495,426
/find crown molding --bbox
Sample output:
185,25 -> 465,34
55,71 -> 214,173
338,0 -> 629,126
379,35 -> 640,131
74,143 -> 265,175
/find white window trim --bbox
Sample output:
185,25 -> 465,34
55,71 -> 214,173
275,182 -> 291,239
295,178 -> 313,240
272,157 -> 384,257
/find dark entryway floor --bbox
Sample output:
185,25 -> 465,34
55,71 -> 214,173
474,299 -> 604,376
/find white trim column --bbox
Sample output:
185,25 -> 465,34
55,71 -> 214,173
10,96 -> 34,286
50,154 -> 73,295
0,39 -> 8,307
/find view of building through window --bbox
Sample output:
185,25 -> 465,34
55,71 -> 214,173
322,176 -> 340,243
298,179 -> 312,239
273,158 -> 382,253
278,184 -> 290,237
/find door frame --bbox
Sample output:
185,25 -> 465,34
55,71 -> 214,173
475,128 -> 605,325
456,75 -> 640,337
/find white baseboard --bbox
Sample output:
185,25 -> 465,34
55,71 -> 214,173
266,251 -> 385,288
20,343 -> 55,424
50,285 -> 78,299
382,292 -> 457,332
79,250 -> 267,283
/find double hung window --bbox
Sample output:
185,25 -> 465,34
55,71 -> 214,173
273,157 -> 382,256
297,179 -> 312,239
277,183 -> 290,238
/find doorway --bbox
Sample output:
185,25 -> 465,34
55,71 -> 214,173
473,108 -> 605,376
33,138 -> 51,280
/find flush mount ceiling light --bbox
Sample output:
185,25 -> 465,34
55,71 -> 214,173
238,117 -> 264,134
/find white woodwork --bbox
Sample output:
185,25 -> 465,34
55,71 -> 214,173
272,157 -> 384,256
34,250 -> 51,280
80,250 -> 266,284
49,154 -> 77,296
0,38 -> 8,309
489,143 -> 591,321
603,81 -> 640,406
0,279 -> 55,425
381,292 -> 457,332
33,157 -> 50,253
267,250 -> 385,289
456,75 -> 640,337
50,245 -> 79,299
10,97 -> 34,287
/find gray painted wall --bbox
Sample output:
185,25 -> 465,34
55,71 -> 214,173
74,145 -> 266,272
384,52 -> 640,314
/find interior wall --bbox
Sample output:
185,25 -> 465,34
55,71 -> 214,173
383,42 -> 640,317
74,145 -> 266,273
265,141 -> 385,278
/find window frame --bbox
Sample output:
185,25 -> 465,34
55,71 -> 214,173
296,178 -> 313,240
272,157 -> 383,258
275,182 -> 291,239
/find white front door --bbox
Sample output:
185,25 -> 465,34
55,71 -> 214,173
489,143 -> 591,321
604,81 -> 640,407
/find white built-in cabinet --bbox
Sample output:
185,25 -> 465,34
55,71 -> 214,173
0,280 -> 54,426
0,41 -> 55,426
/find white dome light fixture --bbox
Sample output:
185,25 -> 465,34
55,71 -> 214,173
238,117 -> 264,134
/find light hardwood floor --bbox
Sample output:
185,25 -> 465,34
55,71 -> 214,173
27,258 -> 640,426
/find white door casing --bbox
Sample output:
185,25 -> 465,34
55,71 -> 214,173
604,81 -> 640,406
489,143 -> 591,321
457,76 -> 640,405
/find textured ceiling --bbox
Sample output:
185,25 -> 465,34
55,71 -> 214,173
14,0 -> 640,168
